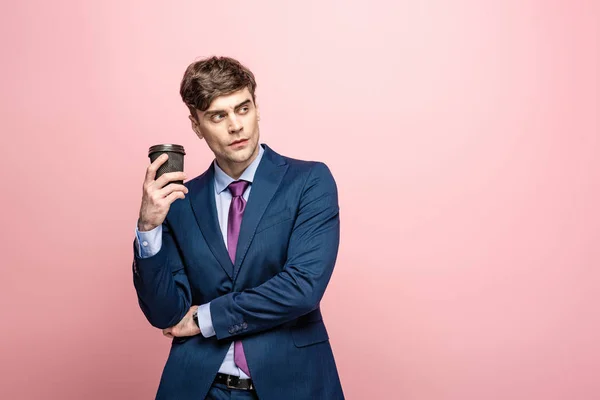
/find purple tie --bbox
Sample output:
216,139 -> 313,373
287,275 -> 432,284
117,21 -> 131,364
227,180 -> 251,377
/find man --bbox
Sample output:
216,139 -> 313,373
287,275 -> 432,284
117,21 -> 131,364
133,56 -> 344,400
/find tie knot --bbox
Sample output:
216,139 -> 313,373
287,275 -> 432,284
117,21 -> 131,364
228,180 -> 249,197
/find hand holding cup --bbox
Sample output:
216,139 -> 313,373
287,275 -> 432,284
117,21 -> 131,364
138,145 -> 188,232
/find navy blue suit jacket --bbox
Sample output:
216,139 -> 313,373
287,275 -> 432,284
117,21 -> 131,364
133,144 -> 345,400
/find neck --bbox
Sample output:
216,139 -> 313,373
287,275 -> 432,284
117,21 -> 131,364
216,145 -> 260,180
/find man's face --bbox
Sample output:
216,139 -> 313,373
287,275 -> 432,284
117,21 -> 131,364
191,87 -> 260,175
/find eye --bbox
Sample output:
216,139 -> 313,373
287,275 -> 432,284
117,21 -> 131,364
211,113 -> 225,122
238,106 -> 249,114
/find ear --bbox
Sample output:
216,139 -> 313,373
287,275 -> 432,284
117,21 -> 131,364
189,114 -> 204,139
257,107 -> 261,122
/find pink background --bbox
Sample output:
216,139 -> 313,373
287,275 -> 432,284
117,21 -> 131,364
1,1 -> 598,399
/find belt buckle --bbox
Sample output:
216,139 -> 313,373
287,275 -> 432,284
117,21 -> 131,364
226,375 -> 253,391
226,375 -> 238,390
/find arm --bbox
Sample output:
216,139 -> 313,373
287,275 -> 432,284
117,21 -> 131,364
133,220 -> 192,329
132,154 -> 189,329
210,162 -> 340,340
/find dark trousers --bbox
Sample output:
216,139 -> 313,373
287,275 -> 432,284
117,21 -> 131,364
204,383 -> 259,400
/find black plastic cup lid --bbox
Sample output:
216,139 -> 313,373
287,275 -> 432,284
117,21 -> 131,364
148,144 -> 186,156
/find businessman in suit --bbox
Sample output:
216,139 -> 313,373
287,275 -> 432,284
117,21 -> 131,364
133,56 -> 345,399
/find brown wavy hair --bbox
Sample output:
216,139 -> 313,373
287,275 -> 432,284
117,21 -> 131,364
180,56 -> 257,118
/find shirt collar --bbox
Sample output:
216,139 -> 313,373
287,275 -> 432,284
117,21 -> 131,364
213,144 -> 265,194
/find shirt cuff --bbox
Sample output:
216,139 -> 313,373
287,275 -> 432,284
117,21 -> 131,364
197,302 -> 215,338
135,225 -> 163,258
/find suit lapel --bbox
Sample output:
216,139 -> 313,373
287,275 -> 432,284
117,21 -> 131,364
234,145 -> 288,280
188,165 -> 234,279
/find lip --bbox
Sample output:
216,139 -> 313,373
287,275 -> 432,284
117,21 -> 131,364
230,139 -> 249,146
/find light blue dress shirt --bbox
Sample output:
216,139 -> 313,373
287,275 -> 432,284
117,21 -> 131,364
135,144 -> 265,378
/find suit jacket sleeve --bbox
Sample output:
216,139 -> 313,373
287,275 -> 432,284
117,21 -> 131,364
210,162 -> 340,340
132,220 -> 192,329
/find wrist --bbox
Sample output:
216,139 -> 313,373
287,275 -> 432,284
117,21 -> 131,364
137,219 -> 156,232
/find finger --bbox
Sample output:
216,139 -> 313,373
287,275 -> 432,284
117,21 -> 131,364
164,190 -> 186,205
158,183 -> 189,198
145,154 -> 169,184
154,171 -> 187,189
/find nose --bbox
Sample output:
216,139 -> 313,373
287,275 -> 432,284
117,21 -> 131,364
228,115 -> 243,134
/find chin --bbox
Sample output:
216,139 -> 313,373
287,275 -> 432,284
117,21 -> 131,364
228,148 -> 254,163
241,142 -> 259,156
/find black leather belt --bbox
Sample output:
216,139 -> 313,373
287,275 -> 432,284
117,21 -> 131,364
214,373 -> 254,391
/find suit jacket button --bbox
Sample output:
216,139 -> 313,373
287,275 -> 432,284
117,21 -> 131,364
228,327 -> 235,334
242,322 -> 248,329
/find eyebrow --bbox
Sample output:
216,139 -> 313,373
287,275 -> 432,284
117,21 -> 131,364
205,99 -> 252,118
